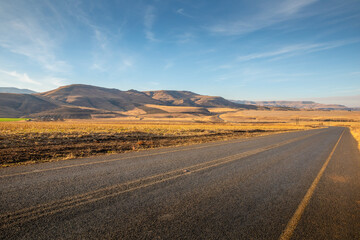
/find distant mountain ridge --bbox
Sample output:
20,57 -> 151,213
144,90 -> 256,109
0,87 -> 36,94
2,84 -> 354,119
231,100 -> 351,110
0,84 -> 260,118
37,84 -> 163,112
0,93 -> 58,117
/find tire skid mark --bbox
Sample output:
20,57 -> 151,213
0,129 -> 325,179
1,131 -> 323,228
0,137 -> 252,178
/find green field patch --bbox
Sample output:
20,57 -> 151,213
0,118 -> 29,122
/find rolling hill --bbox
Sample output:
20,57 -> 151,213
231,100 -> 350,110
37,84 -> 163,111
144,90 -> 258,109
0,93 -> 57,118
0,87 -> 36,94
0,84 -> 259,119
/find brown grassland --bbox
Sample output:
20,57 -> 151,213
220,110 -> 360,150
1,109 -> 359,167
351,125 -> 360,149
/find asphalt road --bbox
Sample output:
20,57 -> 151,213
1,127 -> 359,239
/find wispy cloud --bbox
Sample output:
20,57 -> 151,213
144,6 -> 158,42
64,2 -> 135,75
45,77 -> 68,87
64,2 -> 114,70
94,29 -> 108,50
164,61 -> 174,70
90,28 -> 112,71
176,32 -> 195,43
176,8 -> 193,18
92,55 -> 135,73
118,59 -> 134,71
0,1 -> 70,72
237,39 -> 359,62
66,2 -> 121,51
211,65 -> 233,71
0,68 -> 70,91
0,69 -> 40,85
207,0 -> 318,35
210,65 -> 317,84
276,0 -> 318,15
150,81 -> 160,86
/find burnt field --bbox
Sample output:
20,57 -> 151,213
0,129 -> 273,166
0,120 -> 313,166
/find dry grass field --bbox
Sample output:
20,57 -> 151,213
220,110 -> 360,150
326,122 -> 360,150
219,110 -> 360,122
0,120 -> 314,166
1,109 -> 359,167
144,104 -> 208,113
350,124 -> 360,149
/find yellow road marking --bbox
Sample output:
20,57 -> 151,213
0,131 -> 320,228
0,129 -> 320,178
278,130 -> 344,240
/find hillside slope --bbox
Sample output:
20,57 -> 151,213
1,84 -> 260,119
145,90 -> 258,109
0,87 -> 36,94
37,84 -> 163,111
232,100 -> 349,110
0,93 -> 58,117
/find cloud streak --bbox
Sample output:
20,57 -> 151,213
0,1 -> 70,72
207,0 -> 318,35
0,68 -> 70,91
144,6 -> 158,41
176,8 -> 193,18
164,61 -> 174,70
237,39 -> 359,62
0,69 -> 40,85
176,32 -> 195,43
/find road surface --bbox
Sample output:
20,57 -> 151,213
1,127 -> 359,239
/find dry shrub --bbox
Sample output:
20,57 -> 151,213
349,124 -> 360,150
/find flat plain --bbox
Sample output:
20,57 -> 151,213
0,109 -> 359,239
1,126 -> 359,239
1,109 -> 359,166
0,119 -> 311,166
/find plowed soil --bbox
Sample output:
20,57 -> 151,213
0,129 -> 275,166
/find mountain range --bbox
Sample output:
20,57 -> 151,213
0,84 -> 259,118
0,85 -> 356,119
231,100 -> 352,111
0,87 -> 37,94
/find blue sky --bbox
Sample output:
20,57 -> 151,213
0,0 -> 359,106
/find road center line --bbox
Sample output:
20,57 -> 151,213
278,129 -> 344,240
0,131 -> 321,228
